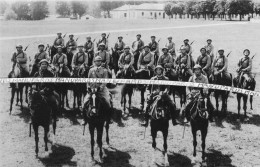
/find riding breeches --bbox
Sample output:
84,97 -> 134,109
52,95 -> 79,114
235,72 -> 253,82
84,87 -> 112,109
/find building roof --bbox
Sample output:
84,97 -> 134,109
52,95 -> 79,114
112,3 -> 165,12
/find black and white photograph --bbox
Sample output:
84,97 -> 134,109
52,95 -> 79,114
0,0 -> 260,166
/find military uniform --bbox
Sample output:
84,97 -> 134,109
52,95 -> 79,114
185,66 -> 214,122
132,39 -> 144,69
211,55 -> 231,80
84,41 -> 94,66
94,50 -> 110,69
30,50 -> 49,77
165,41 -> 175,57
235,56 -> 253,82
116,51 -> 134,78
96,38 -> 108,50
72,51 -> 88,72
148,40 -> 159,65
52,52 -> 70,76
175,53 -> 193,76
53,37 -> 65,48
114,40 -> 125,55
205,43 -> 214,65
157,53 -> 174,68
66,39 -> 77,51
11,50 -> 29,77
137,50 -> 155,77
196,54 -> 211,77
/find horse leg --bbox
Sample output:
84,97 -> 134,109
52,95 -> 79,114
163,125 -> 169,167
129,90 -> 132,109
33,124 -> 39,157
16,89 -> 19,106
10,88 -> 15,114
123,95 -> 126,112
140,90 -> 145,110
250,95 -> 253,110
201,128 -> 208,164
25,85 -> 28,104
237,94 -> 241,119
151,125 -> 157,164
52,120 -> 56,144
105,121 -> 110,147
172,88 -> 176,103
97,122 -> 105,163
191,127 -> 197,164
19,88 -> 23,110
243,95 -> 248,120
44,126 -> 49,157
215,93 -> 219,116
89,124 -> 95,162
66,91 -> 69,108
73,91 -> 76,109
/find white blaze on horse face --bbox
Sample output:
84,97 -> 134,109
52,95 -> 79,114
92,93 -> 96,113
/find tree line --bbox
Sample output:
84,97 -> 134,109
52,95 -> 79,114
164,0 -> 260,21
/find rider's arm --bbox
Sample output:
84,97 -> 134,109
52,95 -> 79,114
118,53 -> 124,68
211,58 -> 217,72
73,41 -> 77,50
174,55 -> 179,68
196,56 -> 200,65
219,57 -> 228,72
130,53 -> 134,66
203,55 -> 211,70
84,53 -> 88,66
186,54 -> 191,69
105,52 -> 110,66
188,45 -> 192,55
186,76 -> 193,95
137,53 -> 142,69
157,55 -> 163,66
19,52 -> 28,63
148,52 -> 154,67
243,58 -> 252,72
71,54 -> 77,68
61,38 -> 65,47
63,54 -> 68,66
166,55 -> 174,68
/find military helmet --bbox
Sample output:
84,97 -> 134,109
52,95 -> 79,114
69,34 -> 74,37
102,33 -> 106,36
86,36 -> 91,39
243,49 -> 250,54
168,36 -> 172,39
184,39 -> 189,42
200,47 -> 206,52
57,32 -> 62,35
155,65 -> 164,73
124,45 -> 130,49
207,39 -> 212,42
193,64 -> 202,70
218,48 -> 224,52
16,44 -> 23,48
151,35 -> 155,38
78,44 -> 84,47
136,34 -> 141,37
39,59 -> 49,65
57,45 -> 62,49
162,47 -> 168,51
38,43 -> 44,47
118,36 -> 123,39
94,56 -> 102,62
98,43 -> 105,47
143,45 -> 150,49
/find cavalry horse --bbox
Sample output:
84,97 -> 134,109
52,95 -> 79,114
135,67 -> 151,110
149,93 -> 176,167
233,73 -> 256,120
9,63 -> 29,114
210,71 -> 232,117
28,89 -> 59,157
83,88 -> 112,163
117,65 -> 135,115
187,92 -> 209,165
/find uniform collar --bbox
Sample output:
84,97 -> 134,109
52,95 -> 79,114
194,74 -> 202,80
156,75 -> 164,79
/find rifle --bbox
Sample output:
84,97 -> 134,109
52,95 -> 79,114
158,38 -> 161,43
63,33 -> 67,38
45,44 -> 49,51
190,40 -> 195,45
24,44 -> 30,51
93,38 -> 96,43
76,37 -> 79,41
106,33 -> 110,39
251,53 -> 256,59
227,51 -> 232,57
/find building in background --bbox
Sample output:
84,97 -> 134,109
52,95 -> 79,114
111,3 -> 166,19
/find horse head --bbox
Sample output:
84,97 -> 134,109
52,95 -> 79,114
190,92 -> 209,120
150,93 -> 169,120
85,88 -> 100,118
123,65 -> 135,79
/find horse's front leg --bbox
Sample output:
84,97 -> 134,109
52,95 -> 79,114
129,90 -> 133,109
10,88 -> 16,114
97,122 -> 105,163
105,121 -> 110,147
33,124 -> 39,157
19,88 -> 23,110
215,93 -> 219,115
201,128 -> 208,165
249,95 -> 253,110
237,94 -> 241,119
163,127 -> 169,167
66,90 -> 69,108
44,126 -> 50,157
151,125 -> 157,164
243,95 -> 248,120
25,85 -> 28,103
52,120 -> 57,144
140,89 -> 145,111
191,128 -> 197,164
88,124 -> 95,163
73,90 -> 76,109
16,89 -> 19,106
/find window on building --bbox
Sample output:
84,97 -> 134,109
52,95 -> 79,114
142,12 -> 144,16
159,12 -> 161,16
124,13 -> 127,17
150,12 -> 152,16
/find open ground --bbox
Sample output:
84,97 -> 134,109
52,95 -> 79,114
0,19 -> 260,167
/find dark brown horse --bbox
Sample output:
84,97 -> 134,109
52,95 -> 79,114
149,93 -> 176,166
28,89 -> 59,157
83,88 -> 112,163
118,65 -> 135,116
233,73 -> 256,120
164,67 -> 178,103
188,93 -> 209,165
9,64 -> 29,114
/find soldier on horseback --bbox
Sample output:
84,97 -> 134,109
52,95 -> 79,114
84,36 -> 94,67
66,34 -> 77,53
211,48 -> 232,82
148,36 -> 159,66
141,65 -> 178,127
94,43 -> 110,70
196,47 -> 211,78
184,64 -> 214,122
114,36 -> 125,56
9,44 -> 30,78
175,46 -> 193,76
204,39 -> 214,65
132,34 -> 144,69
72,44 -> 89,76
30,43 -> 50,77
183,39 -> 195,68
116,45 -> 134,78
137,45 -> 155,77
53,32 -> 65,52
234,49 -> 253,87
165,36 -> 176,59
82,56 -> 113,125
157,47 -> 174,69
30,59 -> 59,121
96,33 -> 108,51
52,46 -> 71,76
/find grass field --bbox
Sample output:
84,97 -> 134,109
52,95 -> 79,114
0,19 -> 260,167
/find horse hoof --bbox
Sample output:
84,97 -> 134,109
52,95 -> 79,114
35,153 -> 38,158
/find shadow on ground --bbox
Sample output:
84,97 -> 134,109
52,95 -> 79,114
206,149 -> 235,167
39,144 -> 76,167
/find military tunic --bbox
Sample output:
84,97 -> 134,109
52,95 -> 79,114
148,41 -> 159,54
137,51 -> 155,70
236,56 -> 253,81
157,53 -> 174,68
212,55 -> 231,80
33,51 -> 49,65
132,39 -> 144,52
94,50 -> 110,68
52,53 -> 68,67
165,41 -> 176,57
11,51 -> 29,74
114,41 -> 125,52
66,39 -> 77,50
205,44 -> 214,65
84,41 -> 94,66
196,54 -> 211,76
72,51 -> 88,69
53,37 -> 65,47
97,38 -> 108,50
118,52 -> 134,68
